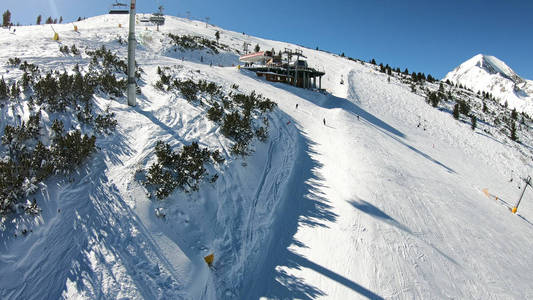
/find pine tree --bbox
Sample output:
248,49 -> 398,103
10,82 -> 19,98
428,92 -> 439,107
215,31 -> 220,43
45,16 -> 53,24
458,100 -> 470,115
36,15 -> 42,25
0,77 -> 8,99
453,104 -> 460,119
2,10 -> 11,27
370,58 -> 376,65
471,115 -> 477,130
510,122 -> 518,141
70,44 -> 80,55
254,44 -> 260,52
21,72 -> 31,90
59,16 -> 63,23
511,108 -> 518,120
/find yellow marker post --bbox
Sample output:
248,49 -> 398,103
74,25 -> 78,32
53,33 -> 59,41
118,23 -> 122,28
512,207 -> 518,214
204,253 -> 214,267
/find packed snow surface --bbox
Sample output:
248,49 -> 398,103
1,15 -> 533,299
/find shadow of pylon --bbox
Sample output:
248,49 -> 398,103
482,188 -> 513,211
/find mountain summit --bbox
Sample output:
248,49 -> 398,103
444,54 -> 533,114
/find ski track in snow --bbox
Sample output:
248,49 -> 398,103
0,14 -> 533,300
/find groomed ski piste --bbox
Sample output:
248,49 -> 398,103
1,14 -> 533,299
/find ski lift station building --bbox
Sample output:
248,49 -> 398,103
239,50 -> 325,90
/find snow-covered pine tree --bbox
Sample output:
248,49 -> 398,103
453,104 -> 460,119
0,77 -> 8,99
2,10 -> 11,27
510,122 -> 518,141
471,115 -> 477,130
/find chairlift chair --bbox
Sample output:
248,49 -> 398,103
150,5 -> 165,26
150,14 -> 165,25
109,1 -> 129,14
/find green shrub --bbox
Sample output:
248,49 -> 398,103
145,141 -> 222,198
207,102 -> 223,122
0,117 -> 96,216
95,108 -> 118,134
167,33 -> 221,54
7,57 -> 21,66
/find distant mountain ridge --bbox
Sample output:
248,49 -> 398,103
444,54 -> 533,114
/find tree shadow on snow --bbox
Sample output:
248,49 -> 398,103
349,199 -> 411,233
242,132 -> 383,299
247,75 -> 455,174
348,198 -> 459,266
0,129 -> 187,299
252,76 -> 405,139
321,93 -> 455,174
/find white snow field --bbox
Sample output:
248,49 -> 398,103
1,15 -> 533,300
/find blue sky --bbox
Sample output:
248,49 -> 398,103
2,0 -> 532,79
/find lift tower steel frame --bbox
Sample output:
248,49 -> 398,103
127,0 -> 137,106
513,176 -> 532,213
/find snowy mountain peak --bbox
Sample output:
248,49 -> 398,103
461,54 -> 522,82
445,54 -> 533,114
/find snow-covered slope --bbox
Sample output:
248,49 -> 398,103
444,54 -> 533,114
1,14 -> 533,300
